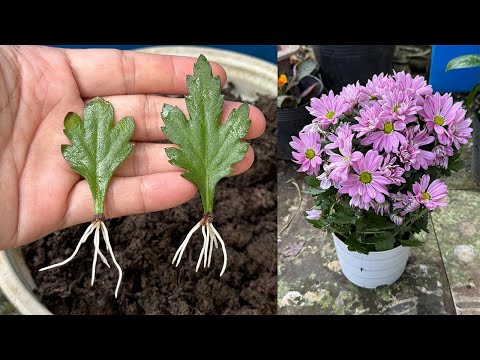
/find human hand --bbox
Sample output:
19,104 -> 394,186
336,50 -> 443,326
0,45 -> 265,250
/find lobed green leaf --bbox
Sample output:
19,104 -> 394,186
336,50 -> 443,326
162,55 -> 251,213
62,98 -> 135,215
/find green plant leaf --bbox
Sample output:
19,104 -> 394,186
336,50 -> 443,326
374,236 -> 396,251
277,95 -> 298,108
327,210 -> 356,225
345,233 -> 370,254
356,213 -> 397,233
303,188 -> 325,196
162,55 -> 251,213
399,238 -> 424,247
361,232 -> 394,244
445,54 -> 480,71
62,97 -> 135,215
413,212 -> 429,233
314,187 -> 336,212
465,82 -> 480,110
438,150 -> 464,177
304,175 -> 320,188
295,58 -> 317,82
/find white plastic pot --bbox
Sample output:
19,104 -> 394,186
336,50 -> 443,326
332,233 -> 410,289
0,46 -> 276,315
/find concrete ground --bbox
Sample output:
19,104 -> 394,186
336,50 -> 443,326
278,141 -> 480,315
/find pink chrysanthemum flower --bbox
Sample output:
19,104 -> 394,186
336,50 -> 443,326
360,117 -> 407,153
352,102 -> 384,137
404,125 -> 435,147
306,209 -> 322,220
431,145 -> 454,169
317,168 -> 333,189
420,92 -> 463,146
372,201 -> 391,216
391,191 -> 420,216
348,195 -> 371,210
325,123 -> 353,151
325,135 -> 363,183
380,154 -> 405,186
306,90 -> 349,130
390,214 -> 404,226
446,110 -> 473,150
379,88 -> 422,123
404,125 -> 436,170
339,81 -> 368,115
413,175 -> 447,210
393,71 -> 433,98
338,150 -> 391,210
395,143 -> 419,171
301,121 -> 324,134
290,132 -> 323,176
360,73 -> 395,104
414,148 -> 436,171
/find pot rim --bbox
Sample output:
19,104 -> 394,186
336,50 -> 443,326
137,46 -> 276,102
0,250 -> 50,315
0,46 -> 277,315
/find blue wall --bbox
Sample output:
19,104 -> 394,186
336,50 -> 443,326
429,45 -> 480,93
55,45 -> 277,64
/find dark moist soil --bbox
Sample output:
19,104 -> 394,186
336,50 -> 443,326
23,87 -> 277,315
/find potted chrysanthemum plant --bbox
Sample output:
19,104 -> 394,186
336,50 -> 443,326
278,54 -> 323,160
291,71 -> 473,289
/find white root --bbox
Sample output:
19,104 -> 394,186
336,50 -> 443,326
39,220 -> 122,298
172,221 -> 201,266
100,222 -> 122,299
209,223 -> 228,277
207,224 -> 213,268
203,224 -> 209,269
91,224 -> 100,286
39,222 -> 96,272
195,225 -> 208,272
172,220 -> 228,277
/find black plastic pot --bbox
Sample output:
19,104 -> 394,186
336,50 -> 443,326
278,75 -> 323,160
312,45 -> 395,93
472,108 -> 480,185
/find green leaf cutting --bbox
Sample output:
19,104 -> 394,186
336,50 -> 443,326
162,55 -> 252,276
162,55 -> 250,213
40,97 -> 135,298
62,97 -> 135,215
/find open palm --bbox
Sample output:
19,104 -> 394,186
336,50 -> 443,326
0,45 -> 265,250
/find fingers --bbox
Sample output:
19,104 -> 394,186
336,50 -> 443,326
84,94 -> 266,141
116,143 -> 255,177
62,172 -> 198,228
63,49 -> 227,98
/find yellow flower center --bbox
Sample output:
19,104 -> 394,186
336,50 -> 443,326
393,105 -> 400,113
383,122 -> 394,134
326,111 -> 335,119
370,96 -> 378,101
305,148 -> 316,160
421,192 -> 431,201
434,115 -> 445,126
359,171 -> 372,184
